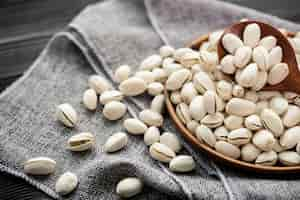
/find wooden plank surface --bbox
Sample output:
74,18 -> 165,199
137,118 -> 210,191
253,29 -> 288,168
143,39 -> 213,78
0,0 -> 299,89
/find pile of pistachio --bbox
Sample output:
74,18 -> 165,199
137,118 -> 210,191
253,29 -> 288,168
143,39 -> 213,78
22,21 -> 300,198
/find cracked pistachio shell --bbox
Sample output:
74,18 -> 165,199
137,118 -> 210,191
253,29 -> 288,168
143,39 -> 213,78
196,125 -> 216,147
144,126 -> 160,146
56,103 -> 78,127
83,89 -> 97,110
216,80 -> 232,101
259,36 -> 277,51
278,151 -> 300,166
140,54 -> 162,70
233,46 -> 252,68
116,177 -> 143,198
149,142 -> 176,163
160,132 -> 182,153
252,130 -> 275,151
260,108 -> 284,137
283,105 -> 300,127
55,172 -> 78,195
173,48 -> 194,62
170,91 -> 182,105
220,55 -> 236,74
252,46 -> 269,71
114,65 -> 131,83
222,33 -> 244,54
226,98 -> 256,117
159,45 -> 175,58
88,75 -> 112,94
255,151 -> 277,166
214,126 -> 229,141
215,141 -> 240,159
193,71 -> 216,94
280,126 -> 300,149
119,77 -> 147,96
147,82 -> 164,96
237,63 -> 258,88
180,82 -> 197,104
232,85 -> 245,98
176,103 -> 191,125
166,69 -> 191,91
224,115 -> 244,131
24,157 -> 56,175
203,91 -> 223,114
251,70 -> 267,91
99,90 -> 124,105
180,51 -> 200,68
103,101 -> 127,121
150,94 -> 165,114
228,128 -> 252,146
139,109 -> 163,127
189,96 -> 206,121
241,143 -> 261,162
243,23 -> 261,48
104,132 -> 128,153
201,112 -> 224,128
268,46 -> 282,67
169,155 -> 196,173
244,114 -> 262,131
67,132 -> 95,152
123,118 -> 147,135
134,71 -> 155,84
267,63 -> 289,85
199,50 -> 218,72
269,96 -> 288,115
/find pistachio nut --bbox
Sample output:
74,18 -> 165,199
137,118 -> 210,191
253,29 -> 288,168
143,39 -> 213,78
193,71 -> 216,94
278,151 -> 300,166
252,46 -> 269,71
255,151 -> 277,166
56,103 -> 78,127
104,132 -> 128,153
187,120 -> 200,134
180,82 -> 197,104
139,109 -> 163,127
227,128 -> 252,146
173,48 -> 194,62
165,69 -> 191,91
140,54 -> 162,70
99,90 -> 124,105
241,143 -> 261,162
114,65 -> 131,83
244,114 -> 262,131
189,96 -> 206,121
152,68 -> 168,83
119,77 -> 147,96
144,126 -> 160,146
260,108 -> 284,137
283,105 -> 300,128
233,46 -> 252,68
169,155 -> 196,173
159,45 -> 175,58
176,103 -> 191,125
83,89 -> 97,110
259,36 -> 277,51
150,94 -> 165,114
103,101 -> 127,121
224,115 -> 244,131
147,82 -> 164,96
268,46 -> 282,67
135,71 -> 155,84
196,125 -> 216,147
123,118 -> 148,135
24,157 -> 56,175
214,126 -> 229,141
216,80 -> 233,100
180,51 -> 200,68
222,33 -> 244,54
149,142 -> 176,163
251,70 -> 267,91
67,132 -> 95,152
163,63 -> 183,76
269,96 -> 288,115
215,141 -> 241,159
280,126 -> 300,149
55,172 -> 78,195
243,23 -> 261,48
252,130 -> 275,151
237,63 -> 258,88
226,98 -> 256,117
88,75 -> 112,94
232,85 -> 245,98
220,55 -> 236,74
199,50 -> 218,72
170,91 -> 182,105
267,63 -> 289,85
116,177 -> 143,198
200,112 -> 224,128
160,132 -> 182,152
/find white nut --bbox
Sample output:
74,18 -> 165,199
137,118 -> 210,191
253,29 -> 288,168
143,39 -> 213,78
252,46 -> 269,71
233,46 -> 252,68
180,82 -> 197,104
220,55 -> 236,74
149,142 -> 176,163
187,120 -> 200,134
269,96 -> 288,115
232,85 -> 245,98
227,128 -> 252,146
224,115 -> 244,130
243,23 -> 261,48
255,151 -> 277,166
193,71 -> 216,94
88,75 -> 112,94
180,51 -> 200,68
116,177 -> 143,198
189,96 -> 206,121
222,33 -> 244,54
226,98 -> 256,117
260,108 -> 284,137
283,105 -> 300,128
170,91 -> 182,105
259,36 -> 277,51
267,63 -> 289,85
56,103 -> 78,127
103,101 -> 127,121
255,101 -> 269,115
104,132 -> 128,153
169,155 -> 196,173
268,46 -> 282,67
24,157 -> 56,175
215,141 -> 240,159
160,132 -> 182,152
214,126 -> 229,141
99,90 -> 123,105
166,69 -> 191,91
140,54 -> 162,70
174,48 -> 194,62
83,89 -> 97,110
252,130 -> 275,151
135,71 -> 155,84
280,126 -> 300,149
196,125 -> 216,147
148,82 -> 164,96
159,45 -> 175,58
139,109 -> 163,127
199,51 -> 218,72
216,80 -> 232,100
67,132 -> 95,152
144,126 -> 160,146
251,70 -> 267,91
55,172 -> 78,195
278,151 -> 300,166
114,65 -> 131,83
176,103 -> 191,125
241,143 -> 261,162
244,114 -> 262,131
123,118 -> 147,135
119,77 -> 147,96
152,68 -> 168,83
237,63 -> 258,88
150,94 -> 165,114
200,112 -> 224,128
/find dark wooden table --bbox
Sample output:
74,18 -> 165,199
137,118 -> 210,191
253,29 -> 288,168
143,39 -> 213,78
0,0 -> 299,90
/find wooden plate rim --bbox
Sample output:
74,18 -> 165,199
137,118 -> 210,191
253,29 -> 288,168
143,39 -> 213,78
165,31 -> 300,173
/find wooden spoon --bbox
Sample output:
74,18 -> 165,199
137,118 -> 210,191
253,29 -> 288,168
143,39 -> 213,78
217,20 -> 300,93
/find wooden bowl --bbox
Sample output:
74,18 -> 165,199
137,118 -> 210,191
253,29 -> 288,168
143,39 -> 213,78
165,32 -> 300,173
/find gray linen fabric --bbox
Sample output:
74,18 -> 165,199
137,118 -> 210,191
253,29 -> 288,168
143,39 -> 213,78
1,0 -> 300,199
